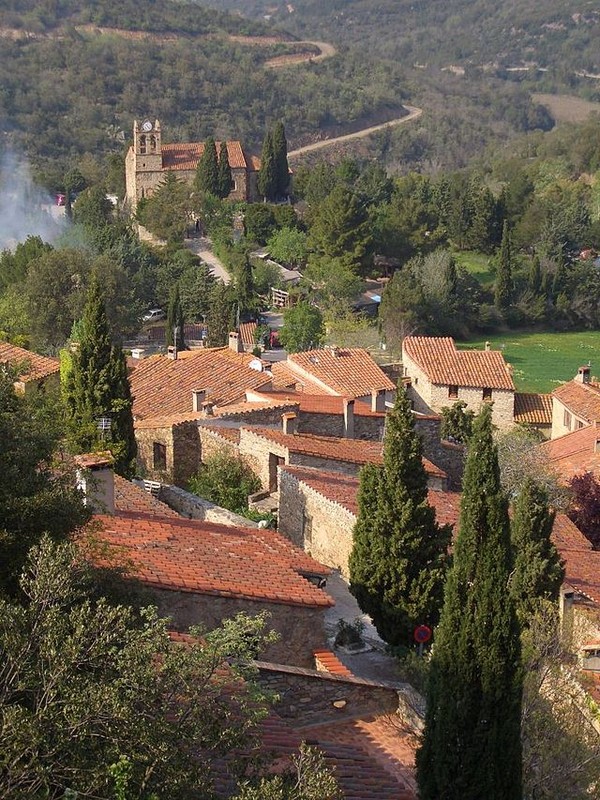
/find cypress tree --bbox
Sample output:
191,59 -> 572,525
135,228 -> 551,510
495,220 -> 513,310
349,386 -> 452,647
217,140 -> 233,199
234,254 -> 254,318
416,403 -> 522,800
510,478 -> 564,619
166,283 -> 186,352
65,277 -> 137,478
528,254 -> 542,295
257,131 -> 277,201
206,283 -> 235,348
195,136 -> 219,196
272,121 -> 290,199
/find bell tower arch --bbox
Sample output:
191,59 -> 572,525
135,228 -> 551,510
125,118 -> 163,210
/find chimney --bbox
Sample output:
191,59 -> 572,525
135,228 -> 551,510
75,452 -> 115,515
343,398 -> 355,438
167,345 -> 178,360
202,401 -> 214,416
192,389 -> 206,412
576,365 -> 591,384
371,388 -> 386,413
282,412 -> 297,435
131,348 -> 145,360
229,331 -> 243,353
484,341 -> 491,351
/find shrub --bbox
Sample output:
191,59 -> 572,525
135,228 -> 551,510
188,450 -> 261,514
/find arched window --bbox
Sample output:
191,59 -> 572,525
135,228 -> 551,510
140,135 -> 147,154
149,135 -> 157,153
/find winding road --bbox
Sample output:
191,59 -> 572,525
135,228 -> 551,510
287,105 -> 423,159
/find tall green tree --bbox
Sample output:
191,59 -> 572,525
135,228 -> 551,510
258,130 -> 277,202
416,404 -> 522,800
495,220 -> 514,309
206,283 -> 235,348
307,185 -> 372,271
528,254 -> 542,295
349,386 -> 452,647
279,302 -> 324,353
0,371 -> 89,597
65,278 -> 137,478
234,253 -> 255,318
272,121 -> 290,198
195,136 -> 220,197
217,140 -> 233,199
509,478 -> 564,620
166,283 -> 186,351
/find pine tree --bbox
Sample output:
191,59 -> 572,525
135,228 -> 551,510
217,140 -> 233,199
257,131 -> 277,201
416,404 -> 522,800
349,386 -> 452,647
510,478 -> 564,619
166,283 -> 186,351
195,136 -> 219,196
495,220 -> 513,310
206,283 -> 235,348
65,277 -> 137,478
272,121 -> 290,199
468,187 -> 501,253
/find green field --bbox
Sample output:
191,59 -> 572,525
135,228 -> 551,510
453,251 -> 495,287
459,331 -> 600,393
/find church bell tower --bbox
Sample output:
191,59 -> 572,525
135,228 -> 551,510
133,118 -> 162,172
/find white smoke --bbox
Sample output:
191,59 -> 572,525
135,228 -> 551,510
0,150 -> 68,250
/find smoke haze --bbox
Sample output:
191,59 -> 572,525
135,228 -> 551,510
0,150 -> 67,250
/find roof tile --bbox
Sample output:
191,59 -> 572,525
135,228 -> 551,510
541,424 -> 600,481
161,140 -> 248,171
286,348 -> 395,397
514,392 -> 552,425
0,341 -> 59,382
403,337 -> 515,390
553,380 -> 600,423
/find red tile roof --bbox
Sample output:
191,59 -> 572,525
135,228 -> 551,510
0,341 -> 59,382
514,392 -> 553,425
161,140 -> 248,171
245,428 -> 446,478
92,512 -> 333,608
254,390 -> 383,417
403,337 -> 515,391
134,412 -> 205,429
281,466 -> 459,525
541,424 -> 600,481
285,348 -> 396,397
238,321 -> 257,349
130,347 -> 272,419
270,360 -> 335,394
313,649 -> 354,677
553,380 -> 600,422
114,475 -> 181,519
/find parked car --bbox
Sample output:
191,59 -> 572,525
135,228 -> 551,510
142,308 -> 166,323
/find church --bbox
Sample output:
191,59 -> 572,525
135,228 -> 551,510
124,119 -> 261,210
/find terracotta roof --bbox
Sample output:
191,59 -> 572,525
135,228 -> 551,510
285,348 -> 396,397
541,424 -> 600,481
245,427 -> 446,478
514,392 -> 553,425
114,475 -> 181,518
253,390 -> 383,417
270,361 -> 334,394
134,412 -> 205,429
553,380 -> 600,422
213,398 -> 298,417
74,452 -> 114,470
560,546 -> 600,605
92,512 -> 333,608
403,337 -> 515,391
281,466 -> 458,524
130,347 -> 272,419
161,140 -> 248,171
0,341 -> 59,382
238,321 -> 257,349
257,712 -> 416,800
201,424 -> 241,444
551,512 -> 593,551
313,649 -> 354,677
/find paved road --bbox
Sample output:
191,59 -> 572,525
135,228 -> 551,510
185,236 -> 231,284
288,105 -> 423,159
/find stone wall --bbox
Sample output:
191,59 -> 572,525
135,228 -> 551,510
297,411 -> 384,441
219,403 -> 299,427
151,588 -> 327,668
135,422 -> 201,486
198,426 -> 238,462
415,416 -> 465,489
172,422 -> 201,485
278,468 -> 356,577
135,424 -> 174,483
254,661 -> 400,725
159,484 -> 258,528
288,452 -> 360,477
239,428 -> 287,489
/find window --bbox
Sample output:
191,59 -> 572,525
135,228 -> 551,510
153,442 -> 167,471
448,385 -> 458,399
483,387 -> 492,401
577,419 -> 585,430
139,134 -> 147,154
563,410 -> 572,429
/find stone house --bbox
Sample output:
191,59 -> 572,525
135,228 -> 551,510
78,456 -> 333,669
124,119 -> 260,211
0,341 -> 60,395
541,421 -> 600,482
402,336 -> 517,430
551,366 -> 600,438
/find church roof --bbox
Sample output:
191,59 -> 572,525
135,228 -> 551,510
161,141 -> 250,171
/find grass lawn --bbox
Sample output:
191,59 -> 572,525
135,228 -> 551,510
458,330 -> 600,393
453,251 -> 495,287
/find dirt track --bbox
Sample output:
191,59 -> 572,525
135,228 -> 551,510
287,105 -> 423,158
